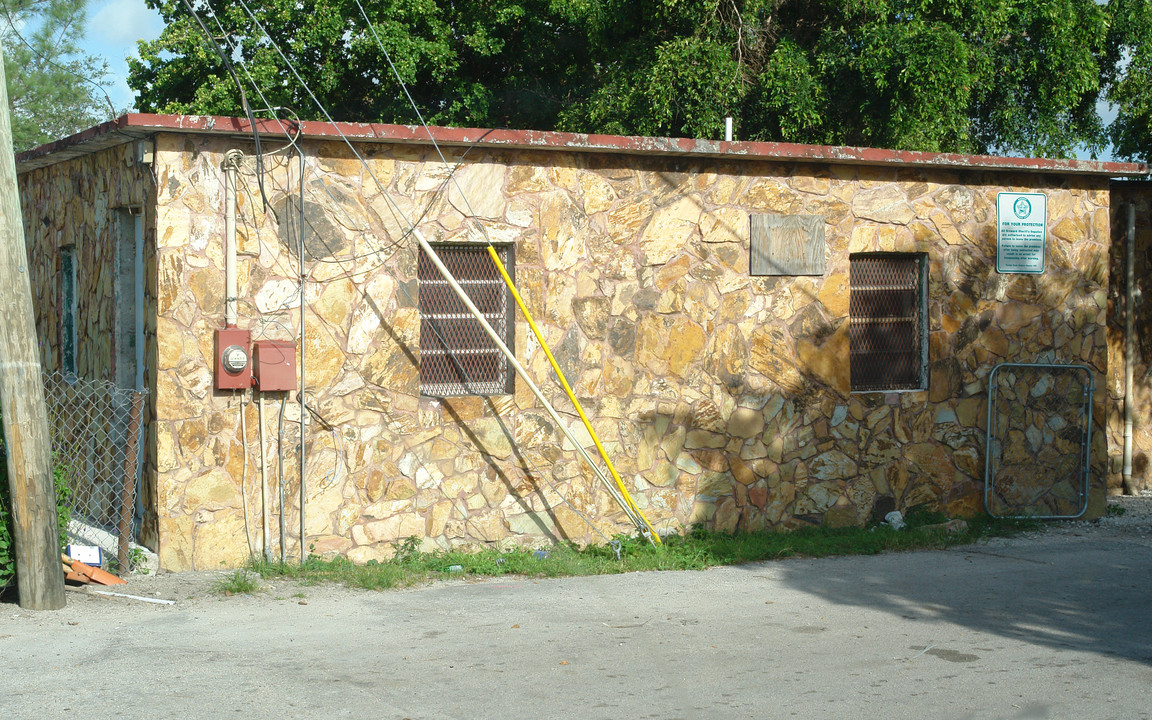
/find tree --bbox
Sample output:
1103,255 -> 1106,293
1105,0 -> 1152,162
0,0 -> 117,152
129,0 -> 589,130
128,0 -> 1111,158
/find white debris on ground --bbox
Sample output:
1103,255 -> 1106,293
66,518 -> 160,575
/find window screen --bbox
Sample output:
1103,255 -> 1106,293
61,246 -> 76,376
418,244 -> 514,396
849,254 -> 926,392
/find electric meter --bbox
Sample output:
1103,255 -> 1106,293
222,344 -> 249,373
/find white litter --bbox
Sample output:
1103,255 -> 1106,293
91,591 -> 175,605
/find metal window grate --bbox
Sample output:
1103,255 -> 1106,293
850,254 -> 924,391
419,244 -> 512,396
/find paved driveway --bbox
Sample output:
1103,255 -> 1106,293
3,503 -> 1151,720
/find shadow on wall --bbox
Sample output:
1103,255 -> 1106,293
1107,184 -> 1152,495
763,531 -> 1152,666
274,144 -> 1111,545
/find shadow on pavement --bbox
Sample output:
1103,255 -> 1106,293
765,527 -> 1152,665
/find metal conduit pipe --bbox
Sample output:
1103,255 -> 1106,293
223,150 -> 242,327
258,393 -> 271,561
278,393 -> 287,564
1124,203 -> 1136,494
239,391 -> 254,556
297,146 -> 307,564
409,227 -> 646,534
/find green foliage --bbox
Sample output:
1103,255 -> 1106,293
1106,0 -> 1152,161
251,515 -> 1043,591
0,452 -> 72,593
129,0 -> 1113,157
0,0 -> 119,151
214,568 -> 261,595
0,483 -> 11,592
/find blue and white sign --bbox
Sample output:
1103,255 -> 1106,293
996,192 -> 1047,274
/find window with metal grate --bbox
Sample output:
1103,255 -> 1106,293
849,253 -> 927,392
418,244 -> 514,396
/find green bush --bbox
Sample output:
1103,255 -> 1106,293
0,454 -> 72,593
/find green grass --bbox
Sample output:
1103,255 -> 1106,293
214,568 -> 262,595
251,511 -> 1042,592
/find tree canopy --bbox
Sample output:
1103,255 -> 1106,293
127,0 -> 1145,160
1,0 -> 117,151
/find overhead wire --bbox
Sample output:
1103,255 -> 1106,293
0,4 -> 117,117
232,0 -> 651,538
178,0 -> 274,215
352,0 -> 657,541
185,0 -> 631,544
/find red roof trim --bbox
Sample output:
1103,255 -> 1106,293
16,113 -> 1150,177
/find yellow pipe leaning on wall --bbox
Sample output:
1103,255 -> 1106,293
486,246 -> 661,545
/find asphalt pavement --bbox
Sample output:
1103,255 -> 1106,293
2,505 -> 1150,720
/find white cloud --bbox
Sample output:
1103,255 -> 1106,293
87,0 -> 164,52
81,0 -> 165,111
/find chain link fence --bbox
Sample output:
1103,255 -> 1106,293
43,372 -> 146,573
984,362 -> 1093,519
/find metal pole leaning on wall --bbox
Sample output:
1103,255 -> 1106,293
0,48 -> 64,610
486,246 -> 661,544
411,229 -> 649,538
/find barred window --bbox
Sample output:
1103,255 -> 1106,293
849,253 -> 927,392
418,244 -> 514,396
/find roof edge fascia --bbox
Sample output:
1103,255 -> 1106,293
16,113 -> 1151,178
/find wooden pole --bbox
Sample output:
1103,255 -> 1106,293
0,48 -> 65,610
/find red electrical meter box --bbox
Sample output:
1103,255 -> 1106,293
214,328 -> 252,390
253,340 -> 297,391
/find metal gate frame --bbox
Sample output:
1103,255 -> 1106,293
984,362 -> 1093,519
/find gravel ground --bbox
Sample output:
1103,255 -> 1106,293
2,494 -> 1151,719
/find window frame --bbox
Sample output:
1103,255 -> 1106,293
418,242 -> 515,397
848,252 -> 929,393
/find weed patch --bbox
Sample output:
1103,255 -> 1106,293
214,569 -> 261,595
253,514 -> 1043,591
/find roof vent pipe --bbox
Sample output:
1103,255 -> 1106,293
223,150 -> 243,328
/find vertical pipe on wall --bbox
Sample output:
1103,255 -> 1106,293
258,392 -> 270,561
724,117 -> 733,142
223,150 -> 242,327
298,146 -> 307,565
1124,203 -> 1136,494
277,393 -> 286,564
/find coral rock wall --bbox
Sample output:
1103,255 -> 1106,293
147,133 -> 1111,570
18,144 -> 159,545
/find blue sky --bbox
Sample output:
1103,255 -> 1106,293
83,0 -> 165,112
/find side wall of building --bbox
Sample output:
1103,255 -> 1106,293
151,133 -> 1112,570
1107,182 -> 1152,494
17,142 -> 159,545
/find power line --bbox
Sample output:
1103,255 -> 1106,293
0,4 -> 116,117
181,0 -> 631,543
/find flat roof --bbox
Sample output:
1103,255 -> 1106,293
15,113 -> 1150,178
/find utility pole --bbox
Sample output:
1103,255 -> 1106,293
0,48 -> 64,610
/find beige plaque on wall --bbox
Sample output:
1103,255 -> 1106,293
750,214 -> 826,276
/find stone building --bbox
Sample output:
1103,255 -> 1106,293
14,114 -> 1151,570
